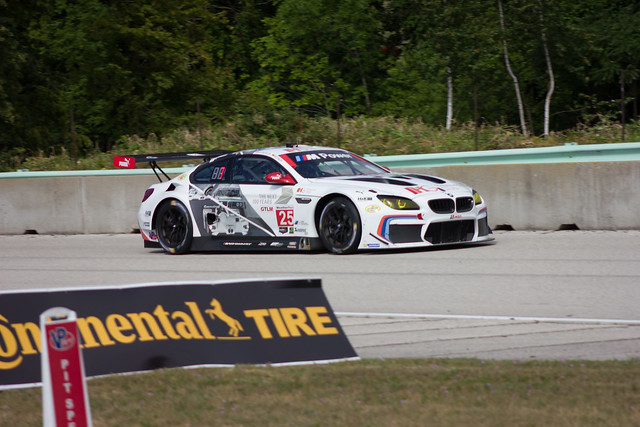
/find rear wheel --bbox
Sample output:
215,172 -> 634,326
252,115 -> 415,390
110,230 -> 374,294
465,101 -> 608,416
318,197 -> 362,254
156,200 -> 193,254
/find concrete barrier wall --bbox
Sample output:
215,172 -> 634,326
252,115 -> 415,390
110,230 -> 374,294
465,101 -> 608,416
398,161 -> 640,230
1,161 -> 639,234
0,175 -> 153,234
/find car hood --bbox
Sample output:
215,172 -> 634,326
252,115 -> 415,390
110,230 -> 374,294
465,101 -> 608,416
306,173 -> 473,198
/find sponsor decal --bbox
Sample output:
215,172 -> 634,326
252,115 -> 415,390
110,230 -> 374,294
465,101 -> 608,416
223,242 -> 253,246
41,308 -> 92,427
113,156 -> 135,169
357,197 -> 373,201
405,185 -> 435,195
48,325 -> 76,351
277,227 -> 293,235
251,193 -> 278,205
261,206 -> 274,212
292,152 -> 352,162
276,208 -> 294,227
450,214 -> 462,219
0,279 -> 356,390
437,187 -> 455,198
365,243 -> 381,248
295,187 -> 316,195
376,214 -> 421,241
176,173 -> 187,181
365,204 -> 381,213
406,185 -> 457,197
275,187 -> 293,204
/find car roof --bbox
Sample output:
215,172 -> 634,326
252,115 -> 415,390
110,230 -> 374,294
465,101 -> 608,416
245,145 -> 350,157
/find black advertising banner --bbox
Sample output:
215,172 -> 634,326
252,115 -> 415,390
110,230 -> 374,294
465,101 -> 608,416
0,278 -> 358,390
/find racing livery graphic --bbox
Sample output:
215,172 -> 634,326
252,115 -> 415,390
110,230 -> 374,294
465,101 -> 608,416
118,145 -> 493,254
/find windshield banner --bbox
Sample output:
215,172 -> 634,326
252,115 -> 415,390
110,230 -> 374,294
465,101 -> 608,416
0,278 -> 358,390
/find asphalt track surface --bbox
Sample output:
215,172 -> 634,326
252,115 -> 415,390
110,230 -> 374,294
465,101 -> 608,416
1,230 -> 639,361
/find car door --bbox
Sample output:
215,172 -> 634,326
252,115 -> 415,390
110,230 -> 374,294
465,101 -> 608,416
188,156 -> 249,237
231,155 -> 300,236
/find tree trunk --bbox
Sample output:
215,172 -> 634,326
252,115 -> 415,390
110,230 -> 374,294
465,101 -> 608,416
353,50 -> 371,114
621,70 -> 626,142
497,0 -> 528,137
539,0 -> 555,136
446,62 -> 453,130
473,84 -> 479,150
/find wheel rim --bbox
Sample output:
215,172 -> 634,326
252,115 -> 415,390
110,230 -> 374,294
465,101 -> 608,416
159,206 -> 187,247
322,203 -> 355,249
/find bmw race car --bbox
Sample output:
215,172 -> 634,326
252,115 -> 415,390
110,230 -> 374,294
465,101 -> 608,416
115,145 -> 492,254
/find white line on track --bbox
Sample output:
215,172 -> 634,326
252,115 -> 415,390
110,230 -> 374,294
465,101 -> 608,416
334,312 -> 640,325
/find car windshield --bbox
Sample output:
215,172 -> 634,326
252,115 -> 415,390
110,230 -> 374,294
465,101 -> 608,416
283,151 -> 388,178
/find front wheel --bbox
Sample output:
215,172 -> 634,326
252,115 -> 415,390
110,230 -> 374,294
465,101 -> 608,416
318,197 -> 362,254
156,200 -> 193,254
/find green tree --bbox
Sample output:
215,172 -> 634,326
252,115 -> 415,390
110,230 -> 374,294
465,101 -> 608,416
584,1 -> 640,137
29,0 -> 237,151
250,0 -> 385,117
0,0 -> 66,164
379,1 -> 503,129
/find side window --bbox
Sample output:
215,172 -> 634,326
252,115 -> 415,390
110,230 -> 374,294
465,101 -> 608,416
232,157 -> 286,184
191,158 -> 232,183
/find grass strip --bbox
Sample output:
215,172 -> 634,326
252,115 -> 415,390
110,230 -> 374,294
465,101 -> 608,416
2,358 -> 639,426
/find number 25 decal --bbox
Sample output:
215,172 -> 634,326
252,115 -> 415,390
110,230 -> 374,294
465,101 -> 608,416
276,209 -> 294,226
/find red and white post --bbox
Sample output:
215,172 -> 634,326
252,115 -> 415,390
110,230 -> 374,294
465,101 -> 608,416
41,307 -> 92,427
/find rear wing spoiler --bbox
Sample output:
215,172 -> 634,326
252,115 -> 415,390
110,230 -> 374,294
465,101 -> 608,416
113,150 -> 231,182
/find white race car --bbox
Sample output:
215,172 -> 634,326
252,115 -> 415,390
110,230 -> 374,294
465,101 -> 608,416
116,145 -> 492,254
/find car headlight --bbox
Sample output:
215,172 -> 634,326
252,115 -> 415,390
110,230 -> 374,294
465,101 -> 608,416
472,190 -> 483,205
377,196 -> 419,210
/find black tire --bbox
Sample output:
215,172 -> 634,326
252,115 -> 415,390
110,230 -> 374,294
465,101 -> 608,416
156,200 -> 193,254
318,197 -> 362,254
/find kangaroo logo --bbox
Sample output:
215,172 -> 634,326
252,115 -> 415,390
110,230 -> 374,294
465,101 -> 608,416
205,298 -> 244,337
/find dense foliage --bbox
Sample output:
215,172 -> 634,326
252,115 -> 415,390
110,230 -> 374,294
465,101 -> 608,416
1,0 -> 638,170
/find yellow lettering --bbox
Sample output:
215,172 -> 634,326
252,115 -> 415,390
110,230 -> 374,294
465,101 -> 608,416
172,311 -> 203,339
77,316 -> 116,348
306,306 -> 338,335
268,308 -> 290,338
126,312 -> 167,342
280,308 -> 315,337
105,314 -> 136,344
153,305 -> 180,339
184,302 -> 215,339
0,315 -> 22,369
12,322 -> 41,354
244,309 -> 272,338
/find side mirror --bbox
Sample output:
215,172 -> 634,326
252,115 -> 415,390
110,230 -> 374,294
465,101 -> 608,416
265,172 -> 297,185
